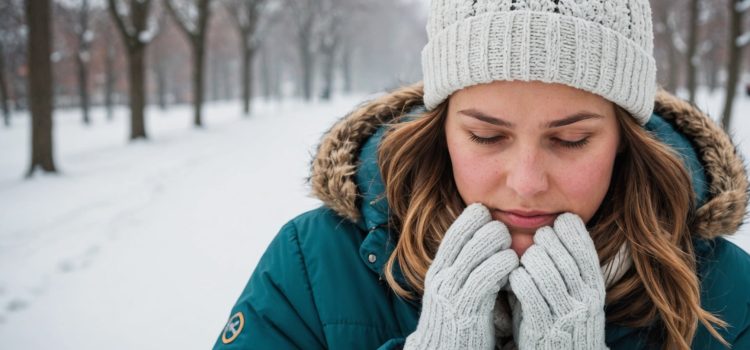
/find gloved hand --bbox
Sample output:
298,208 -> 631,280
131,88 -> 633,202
509,213 -> 608,350
404,203 -> 519,350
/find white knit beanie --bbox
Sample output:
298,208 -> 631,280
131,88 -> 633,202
421,0 -> 657,124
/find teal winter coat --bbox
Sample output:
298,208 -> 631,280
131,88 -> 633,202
214,87 -> 750,349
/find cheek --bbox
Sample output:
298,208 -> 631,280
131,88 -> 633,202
446,139 -> 500,204
558,150 -> 618,222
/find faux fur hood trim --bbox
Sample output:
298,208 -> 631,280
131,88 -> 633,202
653,90 -> 748,237
309,83 -> 748,238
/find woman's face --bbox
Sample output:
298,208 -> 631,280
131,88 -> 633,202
445,80 -> 620,256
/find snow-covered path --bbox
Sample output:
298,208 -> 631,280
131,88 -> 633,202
0,90 -> 749,349
0,98 -> 360,349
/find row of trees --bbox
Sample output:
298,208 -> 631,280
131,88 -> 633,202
651,0 -> 750,128
4,0 -> 426,177
6,0 -> 750,178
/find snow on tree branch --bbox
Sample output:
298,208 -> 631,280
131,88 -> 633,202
737,31 -> 750,47
138,15 -> 160,44
736,0 -> 750,13
163,0 -> 198,38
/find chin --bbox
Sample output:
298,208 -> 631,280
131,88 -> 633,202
509,231 -> 535,257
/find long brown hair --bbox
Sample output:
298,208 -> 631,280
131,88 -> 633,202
378,99 -> 727,349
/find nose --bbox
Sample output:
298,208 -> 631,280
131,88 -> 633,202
505,145 -> 549,198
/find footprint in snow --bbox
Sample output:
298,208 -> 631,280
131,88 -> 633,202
6,298 -> 28,312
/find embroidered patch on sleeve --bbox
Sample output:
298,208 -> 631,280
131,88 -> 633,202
221,312 -> 245,344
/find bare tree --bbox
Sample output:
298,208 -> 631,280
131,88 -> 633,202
287,0 -> 321,101
108,0 -> 157,140
317,0 -> 369,100
341,36 -> 353,94
206,4 -> 237,102
721,0 -> 750,131
694,2 -> 725,95
225,0 -> 266,115
151,43 -> 169,110
686,0 -> 700,103
258,39 -> 284,101
67,0 -> 94,125
0,42 -> 9,127
148,9 -> 193,110
148,11 -> 170,110
652,0 -> 686,94
26,0 -> 57,176
102,20 -> 118,120
0,0 -> 23,127
164,0 -> 211,127
257,1 -> 293,102
317,0 -> 343,101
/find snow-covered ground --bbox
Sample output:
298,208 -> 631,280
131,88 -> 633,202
0,89 -> 749,350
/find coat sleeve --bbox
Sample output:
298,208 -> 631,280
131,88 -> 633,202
213,221 -> 327,349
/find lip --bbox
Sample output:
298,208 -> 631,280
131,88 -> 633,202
494,209 -> 559,229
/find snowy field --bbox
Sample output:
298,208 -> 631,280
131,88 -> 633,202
0,89 -> 749,349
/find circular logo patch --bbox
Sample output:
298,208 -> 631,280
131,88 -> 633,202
221,312 -> 245,344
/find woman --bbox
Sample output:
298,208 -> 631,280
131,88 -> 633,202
214,1 -> 750,349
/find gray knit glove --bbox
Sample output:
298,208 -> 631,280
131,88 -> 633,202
508,213 -> 608,350
404,203 -> 519,350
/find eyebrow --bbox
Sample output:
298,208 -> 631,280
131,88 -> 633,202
458,109 -> 604,128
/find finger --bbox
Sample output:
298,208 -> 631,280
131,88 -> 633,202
509,267 -> 553,334
534,226 -> 587,301
449,220 -> 508,293
520,245 -> 576,317
553,213 -> 605,291
463,249 -> 519,296
430,203 -> 491,274
494,220 -> 513,250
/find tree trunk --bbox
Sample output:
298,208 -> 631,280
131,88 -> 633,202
667,46 -> 679,94
164,0 -> 210,127
26,0 -> 57,176
721,1 -> 745,131
77,0 -> 91,125
686,0 -> 699,103
320,47 -> 335,100
222,58 -> 231,100
300,38 -> 313,101
342,42 -> 352,94
210,52 -> 219,101
128,47 -> 147,139
0,43 -> 11,127
108,0 -> 152,139
156,62 -> 167,110
241,44 -> 252,115
260,46 -> 271,101
273,53 -> 282,100
193,43 -> 204,127
105,40 -> 115,120
706,54 -> 719,94
76,52 -> 90,125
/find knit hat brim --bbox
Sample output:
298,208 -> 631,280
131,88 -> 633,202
421,11 -> 657,124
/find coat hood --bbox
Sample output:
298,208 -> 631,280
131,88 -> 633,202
309,83 -> 748,239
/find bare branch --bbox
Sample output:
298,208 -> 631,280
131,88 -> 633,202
163,0 -> 194,40
224,0 -> 245,35
108,0 -> 135,46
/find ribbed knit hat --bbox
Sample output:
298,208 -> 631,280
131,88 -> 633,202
421,0 -> 657,124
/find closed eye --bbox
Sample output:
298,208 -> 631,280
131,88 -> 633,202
469,133 -> 505,144
554,137 -> 590,149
